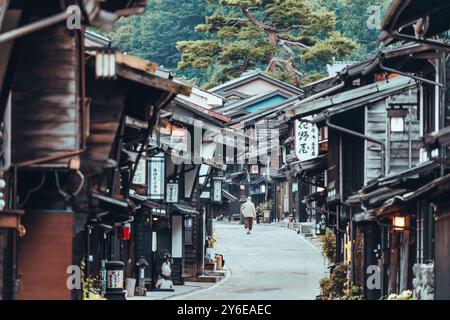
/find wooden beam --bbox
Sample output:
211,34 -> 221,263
116,52 -> 158,74
116,64 -> 191,96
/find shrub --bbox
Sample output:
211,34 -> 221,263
317,228 -> 336,264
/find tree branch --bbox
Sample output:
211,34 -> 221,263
239,6 -> 280,33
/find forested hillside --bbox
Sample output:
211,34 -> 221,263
108,0 -> 210,71
108,0 -> 390,86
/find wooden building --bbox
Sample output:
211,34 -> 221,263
210,72 -> 304,222
282,58 -> 423,299
0,0 -> 195,300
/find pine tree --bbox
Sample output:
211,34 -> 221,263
315,0 -> 391,59
177,0 -> 357,87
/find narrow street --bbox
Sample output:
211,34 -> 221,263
175,222 -> 326,300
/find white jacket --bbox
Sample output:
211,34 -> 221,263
241,201 -> 256,218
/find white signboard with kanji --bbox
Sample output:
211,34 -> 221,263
295,118 -> 319,162
132,158 -> 147,185
166,183 -> 179,203
213,179 -> 222,202
148,154 -> 165,200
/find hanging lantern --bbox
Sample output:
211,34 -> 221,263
393,216 -> 406,232
118,223 -> 131,240
95,49 -> 116,79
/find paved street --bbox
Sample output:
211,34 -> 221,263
173,221 -> 326,300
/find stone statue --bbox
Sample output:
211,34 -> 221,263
412,263 -> 434,300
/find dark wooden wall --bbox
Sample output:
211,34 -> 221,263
11,23 -> 80,164
18,212 -> 74,300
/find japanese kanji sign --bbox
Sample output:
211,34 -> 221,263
148,154 -> 165,200
294,119 -> 319,162
166,182 -> 179,203
212,179 -> 222,203
132,158 -> 147,185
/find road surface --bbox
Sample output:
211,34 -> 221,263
175,221 -> 326,300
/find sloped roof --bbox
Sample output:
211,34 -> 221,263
284,76 -> 415,122
230,95 -> 299,125
214,89 -> 291,116
209,71 -> 303,96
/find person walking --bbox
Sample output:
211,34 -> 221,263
241,197 -> 256,234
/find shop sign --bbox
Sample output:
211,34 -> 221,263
212,178 -> 222,203
132,158 -> 147,185
106,270 -> 123,289
148,154 -> 165,200
295,118 -> 319,162
166,182 -> 179,203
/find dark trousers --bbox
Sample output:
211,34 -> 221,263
244,217 -> 254,231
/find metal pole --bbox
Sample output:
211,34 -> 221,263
408,106 -> 412,169
0,11 -> 69,44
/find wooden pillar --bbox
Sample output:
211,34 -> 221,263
388,232 -> 400,294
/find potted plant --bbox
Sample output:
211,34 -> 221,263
256,201 -> 273,223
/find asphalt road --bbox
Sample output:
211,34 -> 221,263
178,221 -> 326,300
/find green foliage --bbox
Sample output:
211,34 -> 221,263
313,0 -> 391,59
319,263 -> 348,300
341,283 -> 363,300
108,1 -> 210,75
177,0 -> 357,86
80,259 -> 104,300
105,0 -> 393,87
317,228 -> 336,264
256,201 -> 273,217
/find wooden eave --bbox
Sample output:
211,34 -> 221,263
115,63 -> 191,97
381,0 -> 450,44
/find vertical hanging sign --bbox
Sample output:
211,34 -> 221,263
148,153 -> 165,200
166,182 -> 179,203
132,158 -> 147,185
212,178 -> 223,203
295,118 -> 319,162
